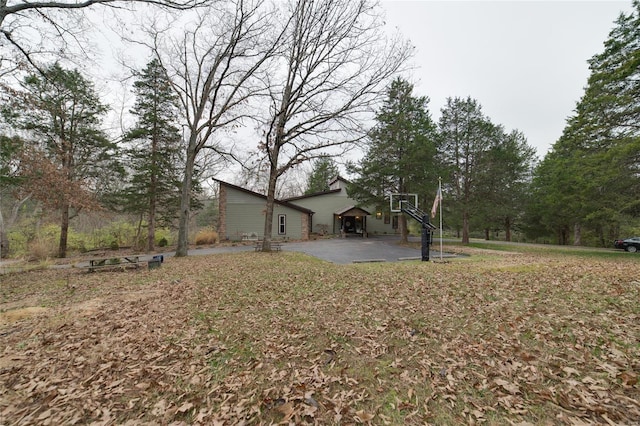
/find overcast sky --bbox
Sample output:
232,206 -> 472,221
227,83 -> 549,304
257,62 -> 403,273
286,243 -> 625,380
380,0 -> 633,157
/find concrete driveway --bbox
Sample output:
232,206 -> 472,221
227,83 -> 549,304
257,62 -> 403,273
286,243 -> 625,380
187,235 -> 451,264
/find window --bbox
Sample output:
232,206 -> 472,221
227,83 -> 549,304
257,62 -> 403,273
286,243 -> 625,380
278,214 -> 286,235
392,215 -> 398,229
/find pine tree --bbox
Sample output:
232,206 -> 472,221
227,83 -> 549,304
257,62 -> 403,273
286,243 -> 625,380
438,97 -> 497,243
123,59 -> 183,252
348,78 -> 439,242
305,158 -> 339,194
526,2 -> 640,245
9,63 -> 114,257
473,129 -> 536,241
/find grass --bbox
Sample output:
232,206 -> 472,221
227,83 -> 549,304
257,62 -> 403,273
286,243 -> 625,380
0,246 -> 639,425
460,239 -> 635,259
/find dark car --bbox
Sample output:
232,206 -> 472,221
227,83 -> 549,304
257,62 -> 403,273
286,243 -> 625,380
614,237 -> 640,252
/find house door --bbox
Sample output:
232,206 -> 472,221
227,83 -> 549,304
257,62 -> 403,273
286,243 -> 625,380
342,216 -> 364,235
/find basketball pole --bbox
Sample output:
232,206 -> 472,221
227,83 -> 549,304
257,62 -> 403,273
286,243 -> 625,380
439,177 -> 443,261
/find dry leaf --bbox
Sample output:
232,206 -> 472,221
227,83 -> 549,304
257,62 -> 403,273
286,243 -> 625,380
619,371 -> 638,386
177,402 -> 193,413
275,401 -> 294,420
355,409 -> 375,422
494,378 -> 520,395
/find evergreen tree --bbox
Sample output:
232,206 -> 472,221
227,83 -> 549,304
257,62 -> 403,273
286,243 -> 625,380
526,2 -> 640,245
578,1 -> 640,222
348,78 -> 439,242
474,129 -> 537,241
7,63 -> 114,257
438,97 -> 496,243
305,158 -> 339,194
122,59 -> 183,252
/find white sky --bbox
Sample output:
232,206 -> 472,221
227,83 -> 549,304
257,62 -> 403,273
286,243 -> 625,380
380,0 -> 633,157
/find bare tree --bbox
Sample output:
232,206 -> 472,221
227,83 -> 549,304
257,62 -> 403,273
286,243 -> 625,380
0,0 -> 206,73
147,0 -> 286,256
258,0 -> 412,251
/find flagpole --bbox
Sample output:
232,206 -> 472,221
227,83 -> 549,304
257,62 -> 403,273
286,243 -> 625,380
439,177 -> 443,261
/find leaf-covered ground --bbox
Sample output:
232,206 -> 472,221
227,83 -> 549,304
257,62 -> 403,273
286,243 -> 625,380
1,248 -> 639,425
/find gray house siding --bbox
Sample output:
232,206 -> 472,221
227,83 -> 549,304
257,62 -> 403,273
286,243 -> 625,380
218,181 -> 312,241
284,178 -> 399,236
218,178 -> 403,240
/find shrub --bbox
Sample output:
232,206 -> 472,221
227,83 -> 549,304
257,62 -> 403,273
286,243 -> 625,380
92,221 -> 138,249
7,230 -> 28,257
155,228 -> 172,247
195,229 -> 218,245
28,238 -> 56,260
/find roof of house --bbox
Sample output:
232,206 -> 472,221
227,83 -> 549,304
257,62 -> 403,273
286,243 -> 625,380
215,179 -> 315,214
283,175 -> 351,202
329,175 -> 351,186
334,205 -> 371,216
283,188 -> 342,202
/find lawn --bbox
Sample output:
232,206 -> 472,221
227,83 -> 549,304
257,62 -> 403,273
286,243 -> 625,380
1,246 -> 639,425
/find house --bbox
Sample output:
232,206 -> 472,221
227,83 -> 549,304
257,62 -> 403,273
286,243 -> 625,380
216,177 -> 399,241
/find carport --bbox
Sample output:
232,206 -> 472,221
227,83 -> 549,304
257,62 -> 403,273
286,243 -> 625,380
334,206 -> 371,237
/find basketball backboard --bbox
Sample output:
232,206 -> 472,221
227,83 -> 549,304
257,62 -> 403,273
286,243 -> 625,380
389,193 -> 418,213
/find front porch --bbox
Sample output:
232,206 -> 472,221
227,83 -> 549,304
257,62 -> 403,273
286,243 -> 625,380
334,206 -> 371,238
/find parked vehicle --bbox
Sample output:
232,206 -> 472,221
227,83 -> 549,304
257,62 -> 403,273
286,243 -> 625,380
614,237 -> 640,252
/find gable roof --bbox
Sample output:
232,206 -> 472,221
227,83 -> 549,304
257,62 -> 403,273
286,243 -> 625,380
329,175 -> 351,187
335,205 -> 371,216
283,187 -> 341,202
283,175 -> 351,202
216,179 -> 315,214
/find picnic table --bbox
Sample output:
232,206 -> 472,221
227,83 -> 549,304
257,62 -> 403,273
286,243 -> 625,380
87,256 -> 143,272
254,240 -> 283,252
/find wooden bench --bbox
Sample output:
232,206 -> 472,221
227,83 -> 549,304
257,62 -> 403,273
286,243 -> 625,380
254,240 -> 283,252
87,256 -> 143,272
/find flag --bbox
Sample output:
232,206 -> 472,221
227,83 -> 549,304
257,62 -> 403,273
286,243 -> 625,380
431,186 -> 441,218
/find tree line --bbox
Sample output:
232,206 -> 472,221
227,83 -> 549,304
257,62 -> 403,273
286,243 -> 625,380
1,0 -> 638,258
332,1 -> 640,247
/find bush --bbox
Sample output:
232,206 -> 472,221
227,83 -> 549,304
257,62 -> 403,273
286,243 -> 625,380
7,230 -> 28,257
28,238 -> 56,260
155,228 -> 172,247
92,221 -> 138,249
195,229 -> 218,245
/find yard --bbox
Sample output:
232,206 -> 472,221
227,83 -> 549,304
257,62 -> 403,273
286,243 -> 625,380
1,246 -> 639,425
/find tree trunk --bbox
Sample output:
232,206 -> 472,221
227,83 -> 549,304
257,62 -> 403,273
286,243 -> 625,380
484,228 -> 490,240
148,179 -> 157,252
399,215 -> 408,243
262,170 -> 278,252
0,203 -> 5,258
176,144 -> 196,257
462,210 -> 470,244
573,223 -> 582,246
135,213 -> 144,250
558,226 -> 570,245
505,216 -> 512,242
148,206 -> 156,252
58,203 -> 70,258
148,142 -> 158,252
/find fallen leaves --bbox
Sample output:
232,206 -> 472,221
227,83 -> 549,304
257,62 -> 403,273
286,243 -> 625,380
1,250 -> 639,424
